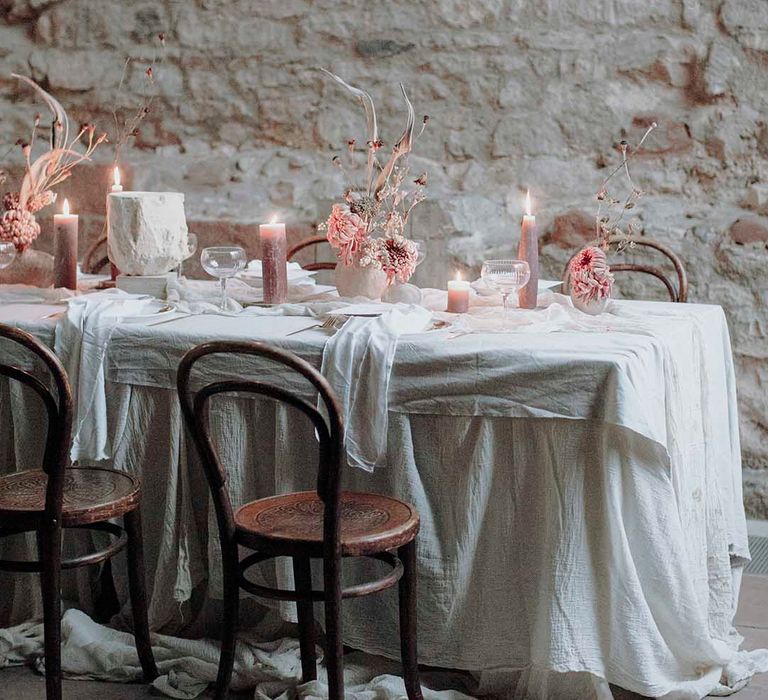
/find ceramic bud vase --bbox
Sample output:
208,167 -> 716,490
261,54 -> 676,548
334,261 -> 388,300
571,291 -> 609,315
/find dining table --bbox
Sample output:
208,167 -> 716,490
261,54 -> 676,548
0,287 -> 755,699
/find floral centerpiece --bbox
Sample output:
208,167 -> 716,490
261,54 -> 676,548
569,122 -> 657,313
1,75 -> 105,253
319,71 -> 428,299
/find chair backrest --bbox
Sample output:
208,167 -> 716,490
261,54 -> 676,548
0,324 -> 72,521
287,236 -> 337,271
177,341 -> 345,549
562,235 -> 688,302
82,233 -> 110,275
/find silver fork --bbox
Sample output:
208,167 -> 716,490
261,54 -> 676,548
285,316 -> 347,336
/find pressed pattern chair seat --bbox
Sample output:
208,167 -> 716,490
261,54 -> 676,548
0,467 -> 141,526
235,490 -> 419,557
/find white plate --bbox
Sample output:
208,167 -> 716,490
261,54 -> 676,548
328,302 -> 388,317
122,302 -> 176,323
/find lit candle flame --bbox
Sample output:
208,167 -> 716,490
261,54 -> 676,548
455,270 -> 463,281
113,166 -> 121,187
269,214 -> 278,225
62,198 -> 70,216
525,189 -> 532,218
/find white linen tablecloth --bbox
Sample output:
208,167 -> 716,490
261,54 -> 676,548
0,296 -> 755,698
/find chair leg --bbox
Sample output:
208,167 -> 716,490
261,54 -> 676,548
323,553 -> 344,700
38,521 -> 63,700
398,539 -> 423,700
214,543 -> 240,700
292,556 -> 317,682
123,509 -> 158,681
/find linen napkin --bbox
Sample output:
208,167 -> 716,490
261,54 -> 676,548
55,289 -> 162,461
166,277 -> 336,315
320,304 -> 432,472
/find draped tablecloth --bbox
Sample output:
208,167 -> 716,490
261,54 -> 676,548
0,298 -> 754,698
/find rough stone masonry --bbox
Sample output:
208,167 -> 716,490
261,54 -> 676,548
1,0 -> 767,515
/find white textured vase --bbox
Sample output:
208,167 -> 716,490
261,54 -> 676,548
334,262 -> 387,300
571,291 -> 609,315
107,191 -> 188,275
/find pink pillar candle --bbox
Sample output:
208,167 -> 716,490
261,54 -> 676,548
447,278 -> 470,313
517,190 -> 539,309
53,198 -> 78,290
259,217 -> 288,304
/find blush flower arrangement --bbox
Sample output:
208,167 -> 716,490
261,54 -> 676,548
0,75 -> 106,252
568,246 -> 614,304
570,122 -> 657,308
318,70 -> 428,285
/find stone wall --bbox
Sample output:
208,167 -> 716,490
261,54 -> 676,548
1,0 -> 767,513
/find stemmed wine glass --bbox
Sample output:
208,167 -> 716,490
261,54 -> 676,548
0,242 -> 17,270
200,246 -> 247,311
480,259 -> 530,313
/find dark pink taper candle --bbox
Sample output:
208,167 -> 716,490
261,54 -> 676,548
517,190 -> 539,309
53,198 -> 78,290
259,217 -> 288,304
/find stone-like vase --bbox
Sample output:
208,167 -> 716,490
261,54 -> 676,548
571,291 -> 608,315
382,281 -> 422,305
334,261 -> 387,300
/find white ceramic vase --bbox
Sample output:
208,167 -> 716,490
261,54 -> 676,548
334,261 -> 388,300
571,291 -> 609,315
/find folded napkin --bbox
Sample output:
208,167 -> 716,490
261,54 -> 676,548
321,304 -> 432,472
55,289 -> 162,461
167,277 -> 336,315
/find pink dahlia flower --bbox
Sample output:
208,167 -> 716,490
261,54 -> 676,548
569,246 -> 614,303
326,203 -> 367,265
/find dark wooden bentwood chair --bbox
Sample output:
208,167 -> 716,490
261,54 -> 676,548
0,324 -> 157,700
287,235 -> 337,271
563,235 -> 688,302
177,341 -> 422,700
82,233 -> 110,275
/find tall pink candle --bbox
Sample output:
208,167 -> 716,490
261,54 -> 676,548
53,198 -> 78,290
517,189 -> 539,309
259,216 -> 288,304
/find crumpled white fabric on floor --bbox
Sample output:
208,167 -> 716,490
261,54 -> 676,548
0,609 -> 475,700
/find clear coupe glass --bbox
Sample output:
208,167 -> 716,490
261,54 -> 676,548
480,259 -> 531,312
178,232 -> 199,278
200,246 -> 247,311
0,241 -> 17,270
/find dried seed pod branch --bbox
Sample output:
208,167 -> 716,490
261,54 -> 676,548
595,122 -> 657,247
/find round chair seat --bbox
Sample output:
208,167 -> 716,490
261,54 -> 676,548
235,490 -> 419,557
0,467 -> 141,526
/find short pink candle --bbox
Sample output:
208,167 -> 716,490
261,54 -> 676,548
53,198 -> 78,290
259,216 -> 288,304
447,276 -> 470,313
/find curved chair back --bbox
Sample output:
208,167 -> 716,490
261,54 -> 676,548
82,234 -> 110,275
287,236 -> 337,271
177,341 -> 344,551
563,235 -> 688,302
0,324 -> 73,523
